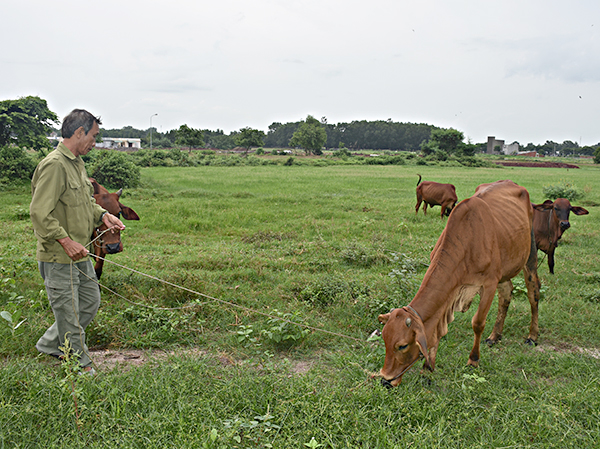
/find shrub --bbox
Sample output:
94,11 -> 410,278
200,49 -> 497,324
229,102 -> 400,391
542,181 -> 583,202
0,146 -> 37,183
88,150 -> 141,188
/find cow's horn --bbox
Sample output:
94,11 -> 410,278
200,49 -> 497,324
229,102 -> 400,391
117,188 -> 123,197
405,317 -> 412,328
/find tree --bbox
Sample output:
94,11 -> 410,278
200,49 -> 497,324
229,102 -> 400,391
288,115 -> 327,155
0,96 -> 59,151
234,127 -> 265,156
175,124 -> 204,152
594,147 -> 600,164
421,128 -> 465,157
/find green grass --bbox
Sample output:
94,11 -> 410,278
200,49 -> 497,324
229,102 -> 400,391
1,162 -> 600,448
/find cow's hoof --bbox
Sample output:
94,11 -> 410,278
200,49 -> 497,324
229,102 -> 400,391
524,338 -> 538,346
380,378 -> 394,389
485,336 -> 501,347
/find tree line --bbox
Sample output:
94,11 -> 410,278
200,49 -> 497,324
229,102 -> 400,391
2,95 -> 600,158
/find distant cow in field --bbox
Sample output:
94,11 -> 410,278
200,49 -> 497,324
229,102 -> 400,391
415,174 -> 458,218
379,180 -> 540,388
532,198 -> 589,274
90,178 -> 140,280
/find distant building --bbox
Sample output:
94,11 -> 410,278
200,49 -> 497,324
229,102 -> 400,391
96,137 -> 141,149
487,136 -> 519,155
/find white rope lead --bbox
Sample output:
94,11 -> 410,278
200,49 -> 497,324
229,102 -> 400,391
84,253 -> 370,344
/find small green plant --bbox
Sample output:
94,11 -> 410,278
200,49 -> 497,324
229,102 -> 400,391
261,309 -> 310,347
221,412 -> 281,448
304,437 -> 324,448
461,372 -> 487,391
58,335 -> 86,431
0,310 -> 26,336
388,253 -> 421,300
236,324 -> 260,347
299,276 -> 348,307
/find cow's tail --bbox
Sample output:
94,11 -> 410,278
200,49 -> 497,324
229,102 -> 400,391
416,174 -> 422,187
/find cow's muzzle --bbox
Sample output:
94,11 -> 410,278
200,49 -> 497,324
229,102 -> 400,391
560,221 -> 570,231
105,242 -> 121,254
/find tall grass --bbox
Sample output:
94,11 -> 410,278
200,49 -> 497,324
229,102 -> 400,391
1,163 -> 599,447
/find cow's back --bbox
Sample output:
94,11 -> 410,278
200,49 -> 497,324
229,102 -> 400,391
431,180 -> 533,284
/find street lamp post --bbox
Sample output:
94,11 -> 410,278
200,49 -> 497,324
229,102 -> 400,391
150,113 -> 158,149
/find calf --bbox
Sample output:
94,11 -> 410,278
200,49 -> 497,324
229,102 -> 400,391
532,198 -> 588,274
90,178 -> 140,280
379,180 -> 540,387
415,174 -> 457,218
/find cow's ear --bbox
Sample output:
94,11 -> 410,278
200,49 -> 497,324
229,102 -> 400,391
571,206 -> 589,216
120,206 -> 140,220
378,313 -> 390,325
532,201 -> 553,211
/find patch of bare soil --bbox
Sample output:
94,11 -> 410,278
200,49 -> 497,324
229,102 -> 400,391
89,348 -> 315,374
535,342 -> 600,359
493,161 -> 580,169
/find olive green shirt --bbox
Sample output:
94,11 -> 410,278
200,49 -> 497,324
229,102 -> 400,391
30,142 -> 106,264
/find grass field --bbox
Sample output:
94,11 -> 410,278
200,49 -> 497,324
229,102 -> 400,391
1,161 -> 600,448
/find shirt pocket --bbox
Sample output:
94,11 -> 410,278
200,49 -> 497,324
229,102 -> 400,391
62,179 -> 85,207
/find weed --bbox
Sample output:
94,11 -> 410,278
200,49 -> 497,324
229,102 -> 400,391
298,276 -> 348,307
388,252 -> 421,300
261,309 -> 310,348
221,412 -> 281,448
0,310 -> 26,336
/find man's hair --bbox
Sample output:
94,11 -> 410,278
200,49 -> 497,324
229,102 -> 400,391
61,109 -> 102,138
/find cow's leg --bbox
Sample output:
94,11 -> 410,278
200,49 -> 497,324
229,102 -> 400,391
423,202 -> 428,215
522,229 -> 541,344
548,248 -> 555,275
486,280 -> 512,345
423,344 -> 438,372
93,249 -> 105,281
415,194 -> 423,215
440,201 -> 450,218
468,282 -> 497,367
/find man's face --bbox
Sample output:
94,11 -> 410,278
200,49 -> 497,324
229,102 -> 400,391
74,122 -> 100,157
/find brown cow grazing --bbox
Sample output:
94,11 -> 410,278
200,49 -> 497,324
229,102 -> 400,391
379,180 -> 541,388
532,198 -> 589,274
415,174 -> 457,218
89,178 -> 140,280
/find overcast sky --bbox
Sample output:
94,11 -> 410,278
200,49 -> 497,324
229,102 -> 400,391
3,1 -> 599,145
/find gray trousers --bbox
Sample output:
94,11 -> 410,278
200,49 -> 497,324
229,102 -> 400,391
36,260 -> 100,368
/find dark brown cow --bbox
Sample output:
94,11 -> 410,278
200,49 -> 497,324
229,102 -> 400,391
415,174 -> 458,218
89,178 -> 140,280
532,198 -> 589,274
379,180 -> 540,388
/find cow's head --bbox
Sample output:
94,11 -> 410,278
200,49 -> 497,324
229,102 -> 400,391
377,307 -> 430,388
94,188 -> 140,222
92,187 -> 139,255
533,198 -> 588,234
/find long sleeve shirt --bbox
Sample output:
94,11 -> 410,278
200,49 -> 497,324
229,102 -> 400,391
30,142 -> 106,264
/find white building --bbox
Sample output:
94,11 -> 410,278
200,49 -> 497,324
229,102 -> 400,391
95,138 -> 142,149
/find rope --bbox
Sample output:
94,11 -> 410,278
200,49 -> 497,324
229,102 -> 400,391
83,253 -> 371,345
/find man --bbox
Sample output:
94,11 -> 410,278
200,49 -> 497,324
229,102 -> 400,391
30,109 -> 125,374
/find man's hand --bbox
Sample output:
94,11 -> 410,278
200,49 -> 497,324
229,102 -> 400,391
57,237 -> 89,261
102,212 -> 125,232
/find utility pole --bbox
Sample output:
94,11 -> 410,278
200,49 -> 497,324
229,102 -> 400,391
150,113 -> 158,149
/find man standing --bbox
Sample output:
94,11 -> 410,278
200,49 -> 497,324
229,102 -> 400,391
30,109 -> 125,374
